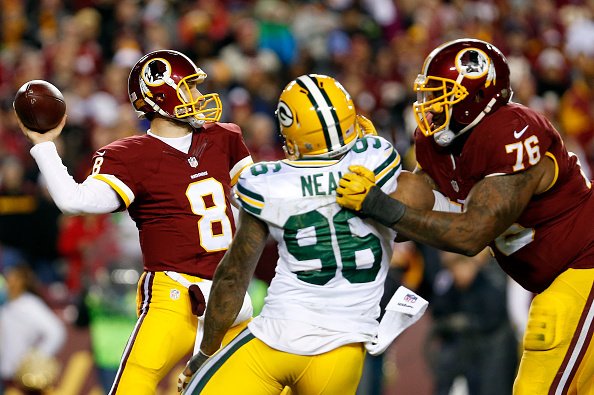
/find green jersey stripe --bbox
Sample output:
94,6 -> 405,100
239,199 -> 263,215
190,330 -> 256,392
236,182 -> 264,204
373,148 -> 399,177
376,162 -> 401,188
236,181 -> 264,215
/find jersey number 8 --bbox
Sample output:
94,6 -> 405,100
186,178 -> 233,252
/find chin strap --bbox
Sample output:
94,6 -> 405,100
188,114 -> 205,128
434,97 -> 498,147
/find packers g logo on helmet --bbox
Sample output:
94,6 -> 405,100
277,101 -> 294,127
277,74 -> 358,159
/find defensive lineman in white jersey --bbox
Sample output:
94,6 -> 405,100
178,74 -> 427,395
236,136 -> 400,354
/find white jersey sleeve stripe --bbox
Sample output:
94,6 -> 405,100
230,155 -> 253,186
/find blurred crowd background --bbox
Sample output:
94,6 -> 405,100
0,0 -> 593,394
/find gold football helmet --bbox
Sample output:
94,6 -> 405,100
276,74 -> 361,159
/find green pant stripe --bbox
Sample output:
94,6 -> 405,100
187,328 -> 256,394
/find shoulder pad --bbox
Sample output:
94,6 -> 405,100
203,122 -> 243,135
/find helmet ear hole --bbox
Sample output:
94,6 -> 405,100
283,139 -> 298,160
474,90 -> 484,103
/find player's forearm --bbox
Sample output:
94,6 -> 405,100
362,186 -> 497,255
200,211 -> 268,355
393,207 -> 495,256
30,142 -> 120,214
379,176 -> 532,255
199,264 -> 250,354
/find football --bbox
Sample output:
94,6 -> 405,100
13,80 -> 66,133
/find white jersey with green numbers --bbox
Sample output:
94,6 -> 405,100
236,135 -> 401,355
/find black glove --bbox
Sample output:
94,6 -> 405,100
360,186 -> 407,228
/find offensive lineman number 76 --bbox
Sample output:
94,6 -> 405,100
505,135 -> 541,172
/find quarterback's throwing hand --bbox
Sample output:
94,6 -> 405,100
336,165 -> 376,211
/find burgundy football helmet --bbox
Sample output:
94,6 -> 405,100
413,38 -> 513,146
128,50 -> 222,128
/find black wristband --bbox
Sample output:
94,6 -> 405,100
187,349 -> 210,373
360,186 -> 406,227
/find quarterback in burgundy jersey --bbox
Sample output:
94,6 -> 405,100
337,39 -> 594,394
91,122 -> 250,279
17,50 -> 253,395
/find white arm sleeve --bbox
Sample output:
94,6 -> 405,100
432,190 -> 463,213
30,142 -> 122,214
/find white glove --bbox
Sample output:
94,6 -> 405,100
365,286 -> 428,355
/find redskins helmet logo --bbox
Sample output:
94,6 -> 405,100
455,48 -> 492,78
277,101 -> 294,127
141,58 -> 172,86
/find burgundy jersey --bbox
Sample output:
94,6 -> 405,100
90,122 -> 252,278
415,103 -> 594,293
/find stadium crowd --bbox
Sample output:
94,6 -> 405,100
0,0 -> 593,394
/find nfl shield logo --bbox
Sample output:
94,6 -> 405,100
404,293 -> 417,303
188,157 -> 199,168
451,180 -> 459,192
170,289 -> 181,300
